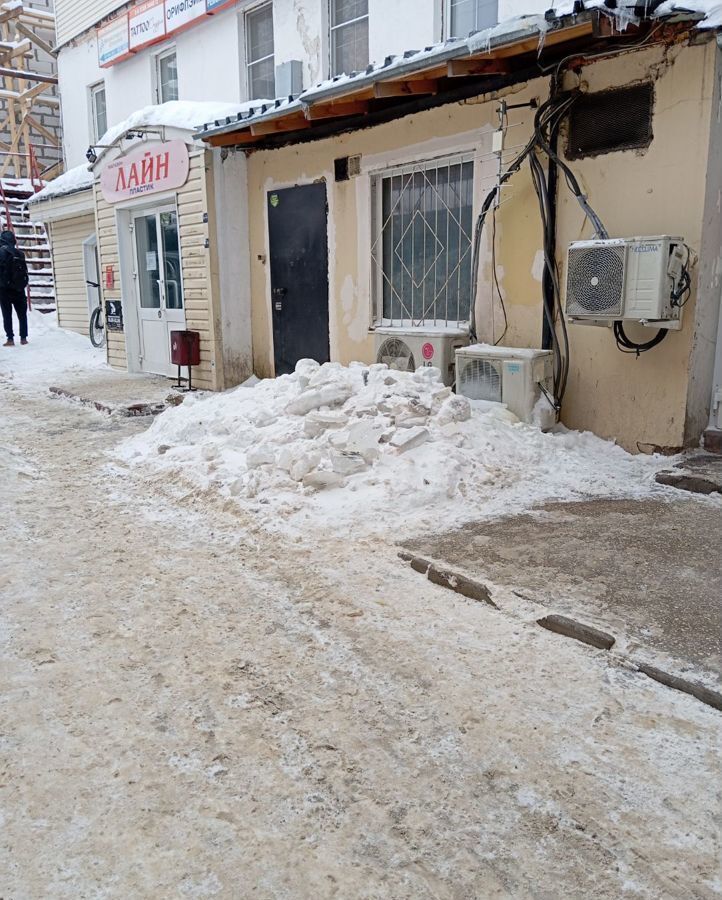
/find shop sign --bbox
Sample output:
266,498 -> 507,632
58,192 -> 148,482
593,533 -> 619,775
206,0 -> 235,11
129,0 -> 166,52
98,15 -> 131,67
98,0 -> 236,66
164,0 -> 206,34
105,300 -> 124,332
100,140 -> 190,203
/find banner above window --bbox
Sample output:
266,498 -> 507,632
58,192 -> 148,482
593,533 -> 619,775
97,0 -> 236,67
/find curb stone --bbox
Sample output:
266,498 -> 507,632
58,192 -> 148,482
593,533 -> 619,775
399,553 -> 721,712
398,552 -> 497,608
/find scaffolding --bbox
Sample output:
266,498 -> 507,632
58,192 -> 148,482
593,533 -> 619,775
0,2 -> 61,181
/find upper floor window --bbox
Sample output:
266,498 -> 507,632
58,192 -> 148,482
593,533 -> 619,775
89,82 -> 107,142
246,3 -> 275,100
330,0 -> 368,77
156,48 -> 179,103
448,0 -> 498,37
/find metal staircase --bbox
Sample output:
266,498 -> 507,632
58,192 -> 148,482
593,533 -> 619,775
0,174 -> 55,312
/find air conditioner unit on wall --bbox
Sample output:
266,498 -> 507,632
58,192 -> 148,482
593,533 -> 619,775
455,345 -> 554,427
374,326 -> 469,386
565,235 -> 687,328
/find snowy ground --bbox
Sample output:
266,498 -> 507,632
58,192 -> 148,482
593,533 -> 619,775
0,310 -> 106,390
1,318 -> 720,898
117,356 -> 667,538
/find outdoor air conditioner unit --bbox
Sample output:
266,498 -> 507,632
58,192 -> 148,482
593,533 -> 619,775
374,326 -> 469,386
455,345 -> 554,427
565,235 -> 687,328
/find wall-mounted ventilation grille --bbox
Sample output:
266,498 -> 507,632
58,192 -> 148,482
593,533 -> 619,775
566,83 -> 654,159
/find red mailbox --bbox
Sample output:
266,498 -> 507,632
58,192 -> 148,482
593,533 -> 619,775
170,330 -> 200,391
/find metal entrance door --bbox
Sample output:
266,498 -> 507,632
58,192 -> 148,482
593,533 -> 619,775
82,233 -> 100,325
133,207 -> 185,376
268,182 -> 330,375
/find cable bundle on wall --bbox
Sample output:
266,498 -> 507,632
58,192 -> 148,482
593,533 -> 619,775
469,90 -> 605,414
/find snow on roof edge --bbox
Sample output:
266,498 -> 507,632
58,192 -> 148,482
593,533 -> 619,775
195,1 -> 721,141
28,163 -> 94,206
89,100 -> 273,170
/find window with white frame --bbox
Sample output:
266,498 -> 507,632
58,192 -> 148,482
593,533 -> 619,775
89,82 -> 107,142
448,0 -> 498,37
246,3 -> 275,100
330,0 -> 369,77
371,155 -> 475,327
156,48 -> 179,103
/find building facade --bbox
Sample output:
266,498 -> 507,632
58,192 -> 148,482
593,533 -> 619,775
198,13 -> 722,452
30,0 -> 722,452
54,0 -> 546,169
31,0 -> 546,375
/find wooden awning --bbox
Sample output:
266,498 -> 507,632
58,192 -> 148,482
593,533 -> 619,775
195,11 -> 685,151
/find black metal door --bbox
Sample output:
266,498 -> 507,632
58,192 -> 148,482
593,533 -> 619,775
268,182 -> 330,375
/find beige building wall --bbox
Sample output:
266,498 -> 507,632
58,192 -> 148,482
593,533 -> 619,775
94,149 -> 223,391
245,39 -> 719,451
47,211 -> 95,335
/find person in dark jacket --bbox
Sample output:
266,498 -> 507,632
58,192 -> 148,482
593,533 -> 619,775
0,230 -> 29,346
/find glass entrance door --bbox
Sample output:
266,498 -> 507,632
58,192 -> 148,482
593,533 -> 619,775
133,206 -> 185,376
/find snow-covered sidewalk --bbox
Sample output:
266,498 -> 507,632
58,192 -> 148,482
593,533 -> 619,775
0,310 -> 106,390
1,374 -> 720,899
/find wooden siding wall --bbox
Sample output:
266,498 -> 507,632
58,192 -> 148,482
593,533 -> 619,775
180,151 -> 219,391
94,149 -> 219,389
48,213 -> 96,336
94,179 -> 126,371
56,0 -> 127,46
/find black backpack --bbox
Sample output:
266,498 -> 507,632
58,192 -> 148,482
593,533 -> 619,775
0,245 -> 29,292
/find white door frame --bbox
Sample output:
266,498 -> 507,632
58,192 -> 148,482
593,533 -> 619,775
116,193 -> 185,376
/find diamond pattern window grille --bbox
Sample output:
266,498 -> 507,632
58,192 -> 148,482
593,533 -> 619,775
372,156 -> 474,327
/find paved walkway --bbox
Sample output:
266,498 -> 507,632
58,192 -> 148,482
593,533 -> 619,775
48,369 -> 183,415
405,496 -> 722,683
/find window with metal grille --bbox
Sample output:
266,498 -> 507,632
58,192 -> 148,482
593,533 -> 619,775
371,155 -> 474,327
566,83 -> 654,160
246,2 -> 275,101
330,0 -> 368,77
448,0 -> 498,37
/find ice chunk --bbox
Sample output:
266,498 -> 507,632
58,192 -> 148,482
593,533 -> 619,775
389,426 -> 430,453
436,395 -> 472,425
285,383 -> 353,416
330,450 -> 367,476
303,470 -> 345,490
289,451 -> 321,481
295,358 -> 320,389
303,408 -> 349,437
246,444 -> 276,468
346,420 -> 384,462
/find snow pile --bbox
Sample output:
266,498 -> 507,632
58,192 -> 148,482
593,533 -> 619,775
0,310 -> 106,388
28,163 -> 93,204
117,359 -> 665,536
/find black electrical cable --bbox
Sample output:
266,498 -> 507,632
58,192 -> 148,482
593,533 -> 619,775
613,320 -> 668,355
491,208 -> 508,346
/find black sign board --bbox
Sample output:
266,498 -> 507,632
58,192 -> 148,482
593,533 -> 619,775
105,300 -> 124,332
